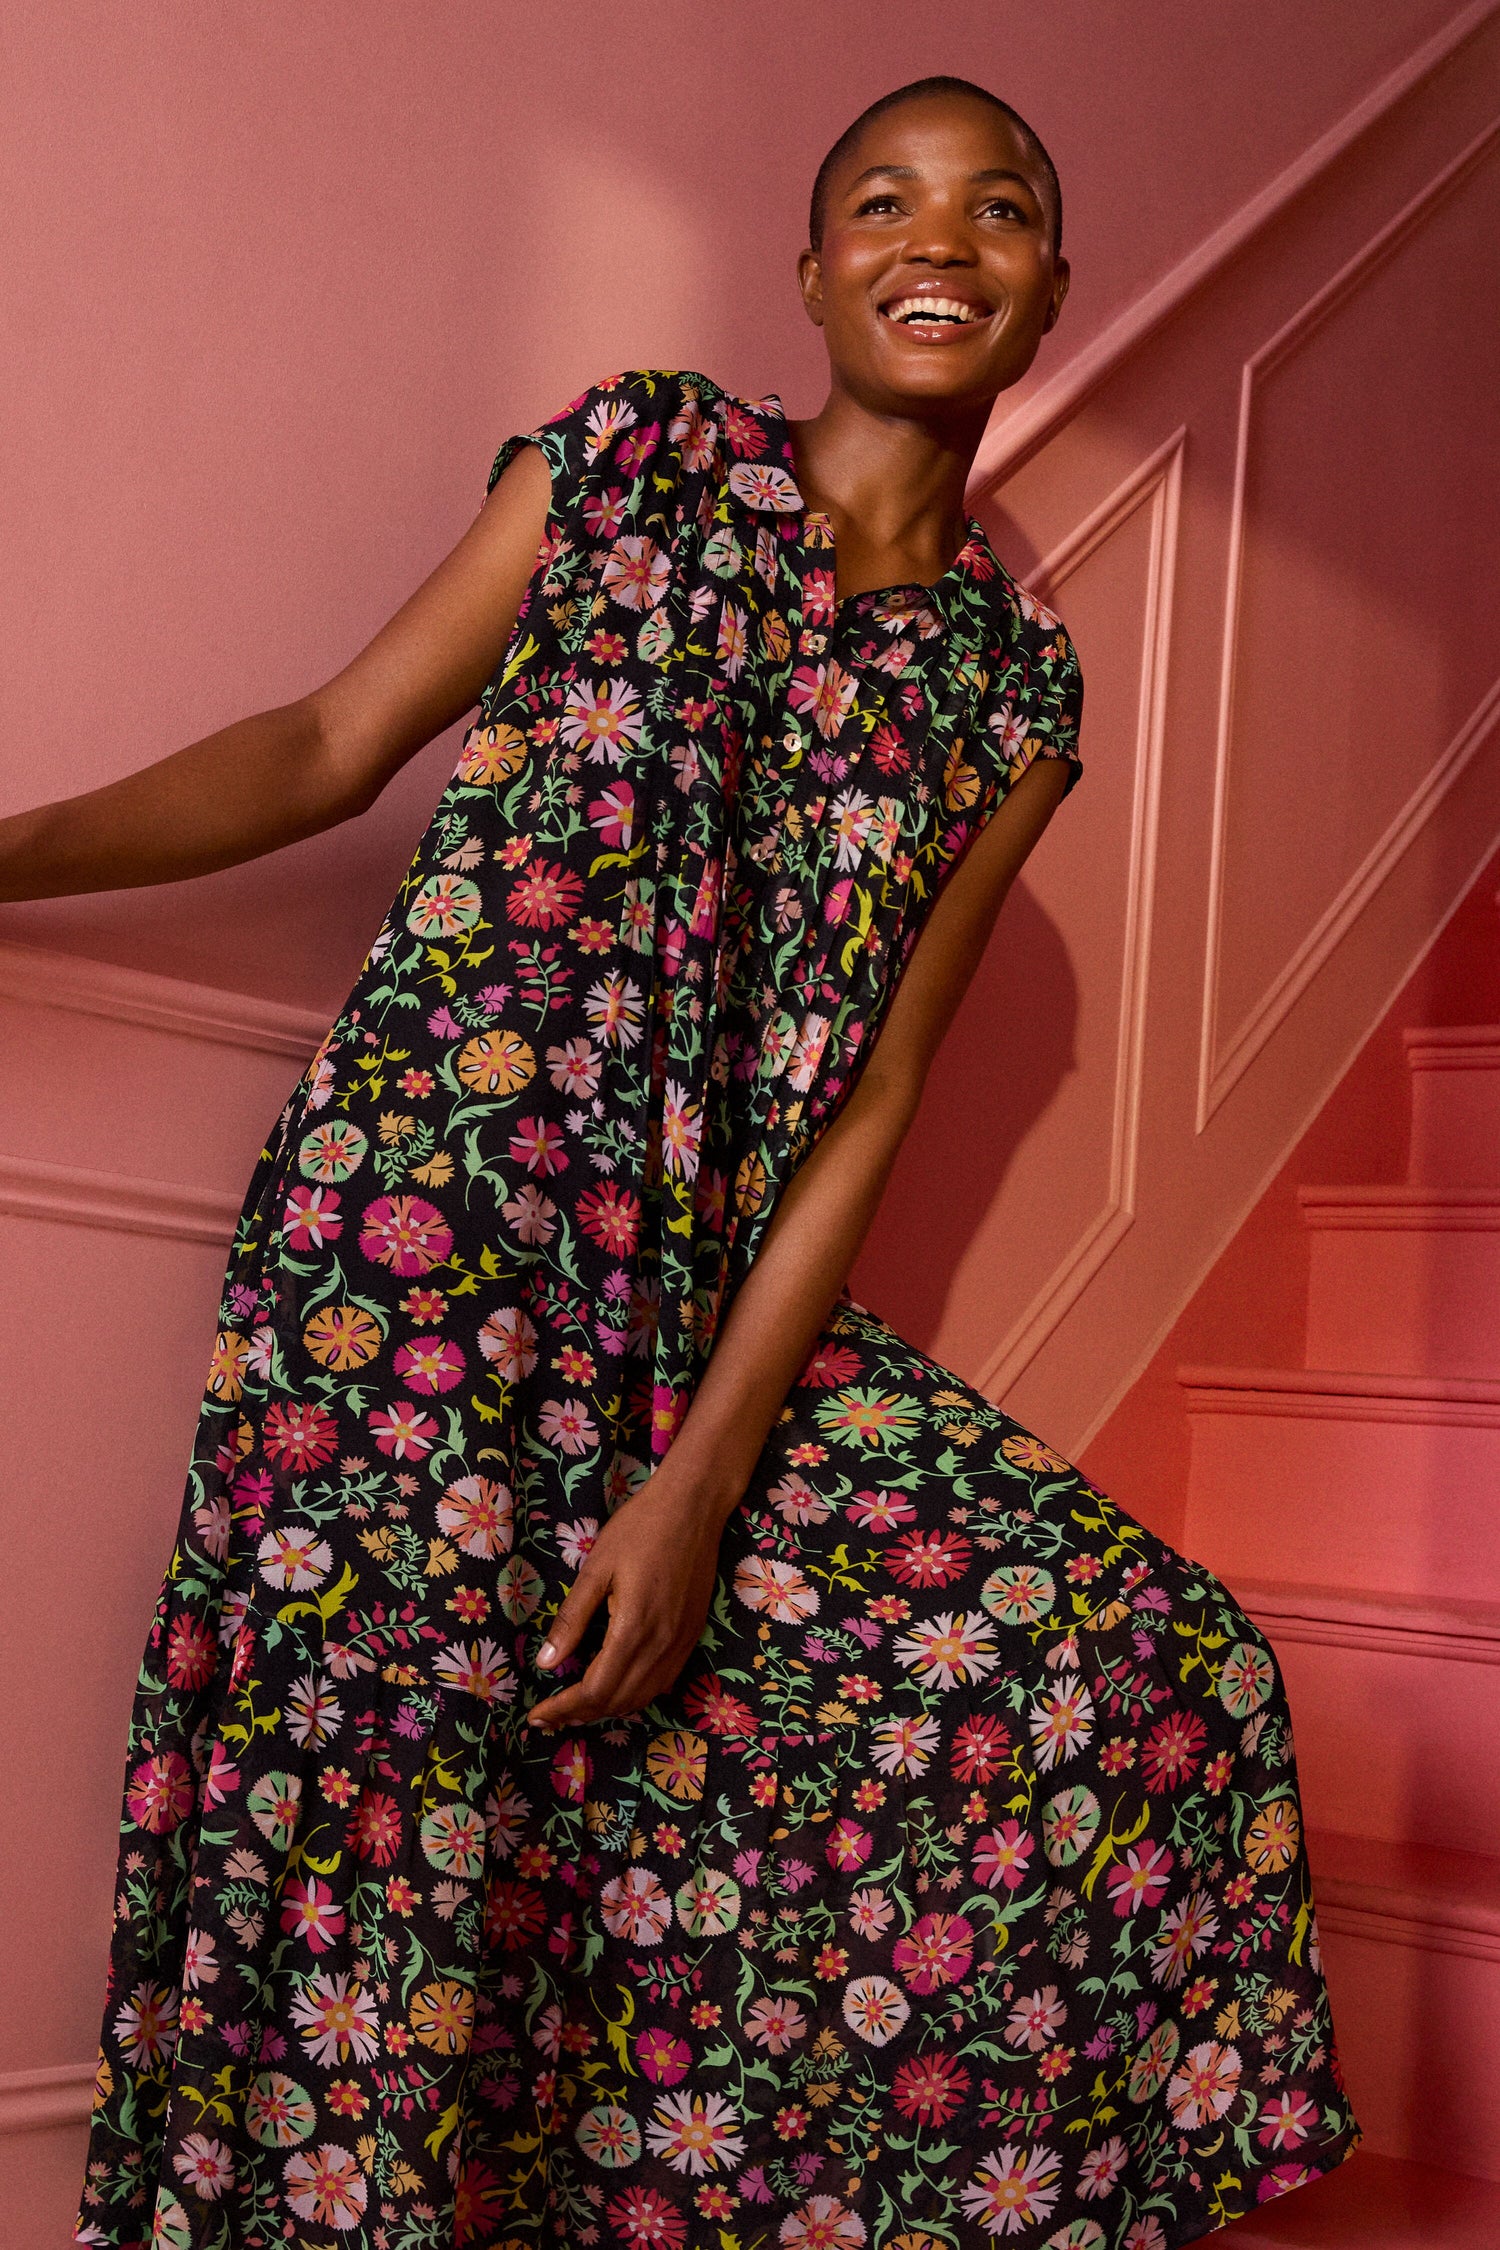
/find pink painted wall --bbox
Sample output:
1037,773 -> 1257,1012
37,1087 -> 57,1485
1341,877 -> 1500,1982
1079,839 -> 1500,1547
851,11 -> 1500,1452
0,0 -> 1465,1011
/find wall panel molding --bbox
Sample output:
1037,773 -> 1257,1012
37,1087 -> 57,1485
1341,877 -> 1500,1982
0,2060 -> 94,2136
974,429 -> 1184,1398
1233,1575 -> 1500,1666
1180,1363 -> 1500,1428
1196,120 -> 1500,1129
0,1151 -> 242,1246
967,0 -> 1500,498
0,938 -> 327,1061
1317,1894 -> 1500,1966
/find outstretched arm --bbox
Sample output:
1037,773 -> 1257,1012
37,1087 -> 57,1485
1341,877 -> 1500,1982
0,444 -> 553,901
528,749 -> 1075,1729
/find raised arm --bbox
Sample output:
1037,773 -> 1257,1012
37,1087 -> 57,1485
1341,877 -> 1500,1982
0,443 -> 553,902
528,748 -> 1076,1728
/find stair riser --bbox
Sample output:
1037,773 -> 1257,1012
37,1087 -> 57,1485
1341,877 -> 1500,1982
1246,1630 -> 1500,1856
1318,1915 -> 1500,2181
1183,1405 -> 1500,1602
1409,1066 -> 1500,1188
1306,1226 -> 1500,1377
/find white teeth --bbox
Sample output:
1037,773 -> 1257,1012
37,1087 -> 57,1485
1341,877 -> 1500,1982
886,295 -> 984,325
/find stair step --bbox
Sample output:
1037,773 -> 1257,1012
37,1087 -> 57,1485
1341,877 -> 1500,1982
1406,1027 -> 1500,1188
1180,1367 -> 1500,1602
1225,1578 -> 1500,1854
1225,2148 -> 1500,2244
1299,1188 -> 1500,1377
1301,1829 -> 1500,2183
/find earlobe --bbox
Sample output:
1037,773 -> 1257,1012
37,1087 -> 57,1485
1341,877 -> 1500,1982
797,249 -> 826,329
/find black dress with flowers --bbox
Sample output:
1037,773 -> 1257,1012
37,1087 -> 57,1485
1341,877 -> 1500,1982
76,370 -> 1359,2250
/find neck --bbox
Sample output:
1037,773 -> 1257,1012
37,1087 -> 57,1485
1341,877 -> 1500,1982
783,381 -> 991,563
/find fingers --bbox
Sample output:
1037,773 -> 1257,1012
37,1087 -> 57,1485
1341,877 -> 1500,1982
534,1556 -> 610,1678
527,1604 -> 690,1731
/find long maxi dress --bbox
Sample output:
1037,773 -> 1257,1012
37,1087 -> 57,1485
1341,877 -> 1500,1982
76,369 -> 1360,2250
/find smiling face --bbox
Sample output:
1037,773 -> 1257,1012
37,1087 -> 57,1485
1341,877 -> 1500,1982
799,91 -> 1069,419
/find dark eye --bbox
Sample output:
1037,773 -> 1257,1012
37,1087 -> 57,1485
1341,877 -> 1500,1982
854,192 -> 904,217
979,195 -> 1029,222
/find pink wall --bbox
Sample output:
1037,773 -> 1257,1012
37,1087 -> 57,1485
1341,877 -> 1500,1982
3,5 -> 1499,2238
0,0 -> 1465,1010
851,9 -> 1500,1453
1080,840 -> 1500,1546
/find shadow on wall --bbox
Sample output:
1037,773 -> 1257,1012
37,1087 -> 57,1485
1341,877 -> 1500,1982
861,101 -> 1500,1429
853,876 -> 1079,1344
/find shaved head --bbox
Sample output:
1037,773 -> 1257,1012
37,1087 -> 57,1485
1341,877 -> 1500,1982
809,76 -> 1062,256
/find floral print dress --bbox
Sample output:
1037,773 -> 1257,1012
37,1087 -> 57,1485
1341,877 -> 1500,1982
76,369 -> 1359,2250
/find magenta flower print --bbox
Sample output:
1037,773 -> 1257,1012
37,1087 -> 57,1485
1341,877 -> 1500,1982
367,1399 -> 438,1457
125,1751 -> 195,1835
1107,1840 -> 1176,1918
391,1335 -> 466,1392
282,1182 -> 342,1249
587,779 -> 637,850
974,1820 -> 1036,1892
787,658 -> 858,738
357,1194 -> 453,1275
892,1911 -> 974,1994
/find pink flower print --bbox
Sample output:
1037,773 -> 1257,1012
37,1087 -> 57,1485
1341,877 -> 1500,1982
973,1821 -> 1035,1892
1107,1841 -> 1176,1918
507,1116 -> 569,1177
892,1912 -> 974,1994
391,1336 -> 466,1394
1005,1983 -> 1067,2051
126,1750 -> 195,1834
588,779 -> 637,850
600,535 -> 670,611
283,1184 -> 342,1250
537,1397 -> 598,1458
358,1195 -> 453,1276
559,678 -> 645,766
788,659 -> 858,739
689,856 -> 722,939
367,1399 -> 439,1458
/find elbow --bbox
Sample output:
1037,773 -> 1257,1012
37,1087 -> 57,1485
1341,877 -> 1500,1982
302,695 -> 383,826
849,1049 -> 927,1140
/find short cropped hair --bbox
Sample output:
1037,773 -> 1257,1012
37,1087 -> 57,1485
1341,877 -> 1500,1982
808,75 -> 1062,258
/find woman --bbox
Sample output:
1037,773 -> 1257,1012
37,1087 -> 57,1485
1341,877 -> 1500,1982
25,73 -> 1358,2250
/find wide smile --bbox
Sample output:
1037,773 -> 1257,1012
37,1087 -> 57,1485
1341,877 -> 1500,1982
878,291 -> 996,344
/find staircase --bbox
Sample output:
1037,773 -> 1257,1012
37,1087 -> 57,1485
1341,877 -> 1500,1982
1180,1026 -> 1500,2243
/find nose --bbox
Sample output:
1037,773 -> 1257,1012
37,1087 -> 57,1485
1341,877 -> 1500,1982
902,210 -> 979,267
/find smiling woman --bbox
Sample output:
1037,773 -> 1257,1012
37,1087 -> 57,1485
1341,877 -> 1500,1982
26,70 -> 1363,2250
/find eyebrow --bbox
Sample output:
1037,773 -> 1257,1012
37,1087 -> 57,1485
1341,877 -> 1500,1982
845,162 -> 1041,197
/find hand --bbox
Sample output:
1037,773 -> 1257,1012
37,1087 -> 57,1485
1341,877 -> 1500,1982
525,1468 -> 734,1730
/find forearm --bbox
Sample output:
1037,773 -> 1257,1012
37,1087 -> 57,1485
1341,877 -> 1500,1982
662,1068 -> 921,1521
0,699 -> 358,902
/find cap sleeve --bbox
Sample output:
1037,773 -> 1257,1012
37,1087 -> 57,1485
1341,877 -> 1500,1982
982,607 -> 1084,802
483,369 -> 716,525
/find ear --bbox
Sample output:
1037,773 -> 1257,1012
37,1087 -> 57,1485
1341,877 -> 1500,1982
1041,257 -> 1070,334
797,246 -> 827,330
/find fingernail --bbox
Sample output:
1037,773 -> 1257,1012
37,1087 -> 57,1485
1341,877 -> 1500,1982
537,1640 -> 558,1668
